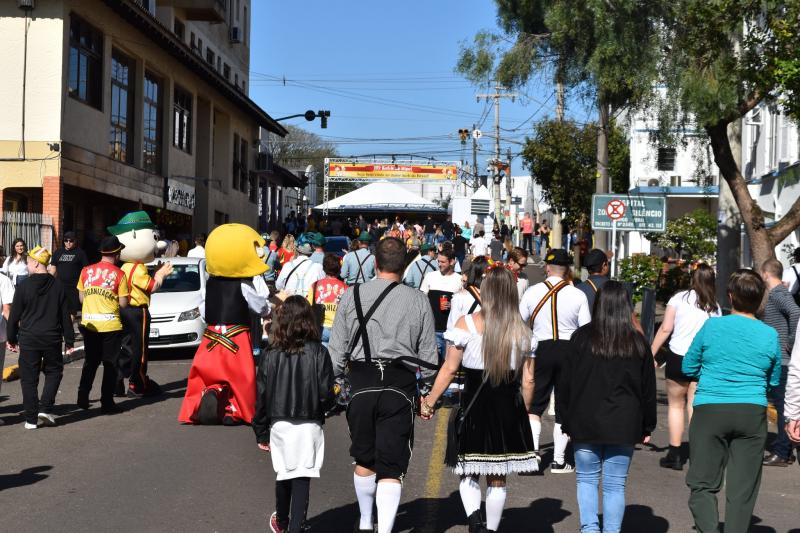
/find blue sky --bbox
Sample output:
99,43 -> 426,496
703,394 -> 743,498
250,1 -> 594,177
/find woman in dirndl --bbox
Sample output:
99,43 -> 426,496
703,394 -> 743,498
421,265 -> 538,533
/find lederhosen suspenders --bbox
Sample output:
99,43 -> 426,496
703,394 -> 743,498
415,258 -> 436,288
466,286 -> 481,314
528,280 -> 569,340
351,282 -> 399,362
355,250 -> 373,284
586,279 -> 598,293
285,259 -> 310,292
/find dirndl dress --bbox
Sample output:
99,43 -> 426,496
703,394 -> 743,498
443,315 -> 539,476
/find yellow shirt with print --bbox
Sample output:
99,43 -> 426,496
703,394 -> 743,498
121,262 -> 156,307
77,262 -> 130,332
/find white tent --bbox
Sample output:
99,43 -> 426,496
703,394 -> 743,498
314,181 -> 446,213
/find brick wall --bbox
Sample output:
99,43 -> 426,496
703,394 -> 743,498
43,175 -> 63,243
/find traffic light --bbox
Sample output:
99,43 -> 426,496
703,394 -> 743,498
318,110 -> 330,129
458,128 -> 469,144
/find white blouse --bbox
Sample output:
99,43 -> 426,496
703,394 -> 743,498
444,314 -> 537,370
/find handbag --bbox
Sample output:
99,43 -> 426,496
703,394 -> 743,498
445,372 -> 489,466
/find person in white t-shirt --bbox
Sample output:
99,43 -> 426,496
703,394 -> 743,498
421,248 -> 463,362
187,234 -> 206,258
469,230 -> 489,259
275,242 -> 324,297
650,264 -> 721,470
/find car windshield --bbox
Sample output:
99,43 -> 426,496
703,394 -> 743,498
147,264 -> 201,293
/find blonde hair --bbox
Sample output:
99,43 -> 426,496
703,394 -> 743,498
480,267 -> 532,386
281,234 -> 296,252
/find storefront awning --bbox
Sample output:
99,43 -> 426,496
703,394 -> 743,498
252,164 -> 307,188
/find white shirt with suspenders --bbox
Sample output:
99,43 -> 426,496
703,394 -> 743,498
519,276 -> 591,341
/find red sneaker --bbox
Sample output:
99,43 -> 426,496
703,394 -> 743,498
269,512 -> 286,533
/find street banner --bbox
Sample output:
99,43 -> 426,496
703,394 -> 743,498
591,194 -> 667,233
327,161 -> 458,180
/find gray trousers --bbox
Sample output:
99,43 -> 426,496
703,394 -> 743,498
0,341 -> 5,395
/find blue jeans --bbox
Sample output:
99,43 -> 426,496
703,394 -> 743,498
769,365 -> 792,459
425,232 -> 435,245
435,331 -> 446,365
574,443 -> 634,533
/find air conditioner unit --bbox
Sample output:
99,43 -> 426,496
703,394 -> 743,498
670,175 -> 682,187
17,0 -> 34,9
230,26 -> 241,43
647,178 -> 660,187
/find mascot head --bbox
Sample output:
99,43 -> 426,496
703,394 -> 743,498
108,211 -> 160,263
205,223 -> 267,278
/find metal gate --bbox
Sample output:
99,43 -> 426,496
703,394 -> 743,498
0,211 -> 54,253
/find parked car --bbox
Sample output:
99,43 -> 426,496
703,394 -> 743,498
146,257 -> 206,350
324,236 -> 351,258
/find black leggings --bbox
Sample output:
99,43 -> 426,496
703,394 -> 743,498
275,477 -> 311,532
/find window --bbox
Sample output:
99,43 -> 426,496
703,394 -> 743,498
143,72 -> 162,174
234,72 -> 238,87
174,19 -> 185,41
216,56 -> 221,72
232,132 -> 240,189
223,63 -> 230,80
173,86 -> 192,153
241,80 -> 246,93
206,47 -> 215,66
197,38 -> 203,54
190,31 -> 196,50
243,6 -> 248,45
214,210 -> 229,226
68,14 -> 103,109
109,49 -> 134,163
240,136 -> 249,194
657,147 -> 676,171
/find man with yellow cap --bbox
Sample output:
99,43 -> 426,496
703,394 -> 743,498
6,245 -> 75,429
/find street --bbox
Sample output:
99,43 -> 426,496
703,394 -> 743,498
1,351 -> 798,533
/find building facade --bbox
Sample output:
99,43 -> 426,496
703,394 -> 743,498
0,0 -> 286,253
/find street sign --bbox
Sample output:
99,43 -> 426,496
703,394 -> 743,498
472,129 -> 483,139
606,199 -> 625,220
591,194 -> 666,232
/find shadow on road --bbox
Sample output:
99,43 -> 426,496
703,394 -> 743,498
0,465 -> 52,490
621,504 -> 669,532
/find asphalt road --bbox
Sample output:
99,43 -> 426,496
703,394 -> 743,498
1,350 -> 798,533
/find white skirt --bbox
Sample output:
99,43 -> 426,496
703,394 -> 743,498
269,420 -> 325,480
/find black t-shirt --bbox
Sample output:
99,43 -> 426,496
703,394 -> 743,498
424,219 -> 435,233
51,247 -> 89,287
452,235 -> 468,256
441,220 -> 454,237
489,239 -> 503,261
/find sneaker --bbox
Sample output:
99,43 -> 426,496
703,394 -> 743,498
24,422 -> 38,430
550,462 -> 575,474
659,454 -> 683,471
37,413 -> 56,427
269,512 -> 286,533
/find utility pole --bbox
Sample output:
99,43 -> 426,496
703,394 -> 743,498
472,123 -> 479,191
505,147 -> 513,225
478,83 -> 517,223
551,79 -> 566,250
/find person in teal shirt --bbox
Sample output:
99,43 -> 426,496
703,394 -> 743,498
681,269 -> 781,533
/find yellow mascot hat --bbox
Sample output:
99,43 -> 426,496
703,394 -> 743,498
205,223 -> 268,278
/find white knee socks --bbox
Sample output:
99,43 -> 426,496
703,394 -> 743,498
485,485 -> 507,531
529,415 -> 542,451
553,422 -> 569,464
459,476 -> 482,516
375,482 -> 402,533
353,473 -> 376,530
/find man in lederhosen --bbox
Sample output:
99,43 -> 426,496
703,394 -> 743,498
341,231 -> 376,286
402,243 -> 437,289
577,249 -> 610,313
519,249 -> 590,473
329,237 -> 438,533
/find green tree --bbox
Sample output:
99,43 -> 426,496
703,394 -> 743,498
645,208 -> 717,263
521,119 -> 629,222
658,1 -> 800,266
268,125 -> 343,197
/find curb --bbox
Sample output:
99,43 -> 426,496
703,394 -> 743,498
2,347 -> 85,383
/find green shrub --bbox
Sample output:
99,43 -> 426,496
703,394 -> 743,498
617,254 -> 662,303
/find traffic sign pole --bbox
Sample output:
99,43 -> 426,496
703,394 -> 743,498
611,219 -> 617,278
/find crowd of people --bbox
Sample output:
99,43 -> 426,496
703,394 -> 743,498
1,213 -> 799,533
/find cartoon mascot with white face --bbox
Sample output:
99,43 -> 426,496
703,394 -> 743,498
178,223 -> 270,425
107,211 -> 172,397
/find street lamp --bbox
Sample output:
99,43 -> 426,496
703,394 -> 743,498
275,110 -> 331,129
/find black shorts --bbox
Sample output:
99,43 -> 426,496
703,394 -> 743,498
530,339 -> 570,422
346,361 -> 417,481
664,349 -> 696,382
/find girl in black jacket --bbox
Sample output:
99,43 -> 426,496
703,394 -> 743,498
557,281 -> 657,533
253,296 -> 335,533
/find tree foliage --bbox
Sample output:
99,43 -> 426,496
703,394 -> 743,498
521,119 -> 628,221
645,208 -> 717,263
268,125 -> 343,196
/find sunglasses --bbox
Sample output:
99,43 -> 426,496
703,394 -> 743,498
64,239 -> 75,242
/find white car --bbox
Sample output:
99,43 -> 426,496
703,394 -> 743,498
146,257 -> 207,350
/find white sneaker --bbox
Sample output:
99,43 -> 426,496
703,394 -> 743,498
37,413 -> 56,426
24,422 -> 38,430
